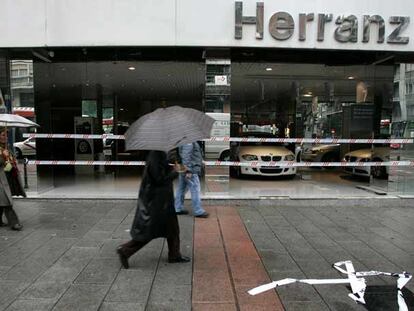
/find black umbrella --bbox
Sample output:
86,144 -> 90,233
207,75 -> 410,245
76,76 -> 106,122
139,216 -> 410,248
125,106 -> 215,152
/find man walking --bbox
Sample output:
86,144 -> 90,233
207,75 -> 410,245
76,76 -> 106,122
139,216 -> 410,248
175,142 -> 209,218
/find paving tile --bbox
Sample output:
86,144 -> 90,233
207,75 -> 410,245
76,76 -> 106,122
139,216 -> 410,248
146,301 -> 191,311
52,283 -> 109,311
225,241 -> 259,259
0,281 -> 30,310
0,267 -> 10,277
105,269 -> 154,303
276,283 -> 324,302
194,232 -> 222,248
21,281 -> 72,300
194,247 -> 227,272
155,259 -> 193,286
53,246 -> 98,269
5,298 -> 56,311
148,284 -> 191,305
239,303 -> 284,311
98,302 -> 145,311
294,259 -> 343,279
260,252 -> 300,273
90,221 -> 121,232
192,270 -> 234,303
192,302 -> 237,311
194,219 -> 220,234
0,232 -> 53,266
316,285 -> 367,311
0,259 -> 47,282
75,258 -> 120,284
230,261 -> 270,285
283,301 -> 330,311
99,239 -> 126,258
235,284 -> 281,306
247,232 -> 287,252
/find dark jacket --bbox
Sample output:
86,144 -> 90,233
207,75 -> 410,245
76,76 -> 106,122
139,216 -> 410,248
130,151 -> 178,241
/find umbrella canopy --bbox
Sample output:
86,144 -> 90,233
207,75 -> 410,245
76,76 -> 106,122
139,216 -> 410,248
125,106 -> 215,152
0,114 -> 39,128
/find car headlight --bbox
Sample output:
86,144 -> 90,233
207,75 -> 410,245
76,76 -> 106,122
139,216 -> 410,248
284,154 -> 295,161
241,154 -> 258,161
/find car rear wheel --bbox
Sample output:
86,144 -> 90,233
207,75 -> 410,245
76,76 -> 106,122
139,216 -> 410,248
219,150 -> 230,161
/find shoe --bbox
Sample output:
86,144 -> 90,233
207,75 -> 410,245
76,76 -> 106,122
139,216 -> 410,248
176,210 -> 189,215
195,212 -> 209,218
0,222 -> 6,227
11,224 -> 22,231
168,256 -> 191,263
116,247 -> 129,269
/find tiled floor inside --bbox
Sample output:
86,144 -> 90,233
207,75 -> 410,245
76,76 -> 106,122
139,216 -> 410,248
23,166 -> 394,199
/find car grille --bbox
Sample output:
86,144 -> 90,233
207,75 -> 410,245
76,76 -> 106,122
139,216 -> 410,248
259,168 -> 283,174
260,156 -> 282,162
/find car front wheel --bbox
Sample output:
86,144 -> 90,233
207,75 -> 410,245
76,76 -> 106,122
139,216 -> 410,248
371,160 -> 388,179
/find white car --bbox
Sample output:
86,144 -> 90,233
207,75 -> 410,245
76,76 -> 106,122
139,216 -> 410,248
230,132 -> 296,178
13,137 -> 36,158
204,112 -> 230,160
343,147 -> 389,179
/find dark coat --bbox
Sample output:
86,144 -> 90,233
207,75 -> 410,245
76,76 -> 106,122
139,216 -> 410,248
130,151 -> 178,241
1,145 -> 26,207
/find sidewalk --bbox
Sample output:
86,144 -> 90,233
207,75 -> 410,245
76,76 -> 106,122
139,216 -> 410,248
0,199 -> 412,310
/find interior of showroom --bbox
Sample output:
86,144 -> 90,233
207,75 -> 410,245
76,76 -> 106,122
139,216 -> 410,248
2,47 -> 414,198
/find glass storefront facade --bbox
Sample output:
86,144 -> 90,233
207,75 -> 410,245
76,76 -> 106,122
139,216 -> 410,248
1,47 -> 413,197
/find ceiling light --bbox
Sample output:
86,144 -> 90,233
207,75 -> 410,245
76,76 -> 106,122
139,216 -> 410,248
128,66 -> 136,71
348,76 -> 355,80
266,67 -> 273,71
303,94 -> 313,97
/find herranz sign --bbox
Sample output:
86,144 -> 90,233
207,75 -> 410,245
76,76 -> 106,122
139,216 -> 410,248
235,1 -> 410,44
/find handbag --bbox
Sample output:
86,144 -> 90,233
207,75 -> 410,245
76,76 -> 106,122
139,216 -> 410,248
3,161 -> 12,172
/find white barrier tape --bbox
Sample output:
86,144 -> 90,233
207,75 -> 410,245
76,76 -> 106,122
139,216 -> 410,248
23,133 -> 126,140
22,133 -> 413,144
27,160 -> 146,166
26,160 -> 414,167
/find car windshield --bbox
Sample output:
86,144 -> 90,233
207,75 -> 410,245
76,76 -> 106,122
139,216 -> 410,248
238,132 -> 280,146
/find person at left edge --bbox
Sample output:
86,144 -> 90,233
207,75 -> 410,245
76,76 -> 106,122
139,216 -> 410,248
0,127 -> 24,230
116,150 -> 190,269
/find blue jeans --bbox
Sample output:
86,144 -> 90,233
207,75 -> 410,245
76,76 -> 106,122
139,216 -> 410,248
174,173 -> 205,216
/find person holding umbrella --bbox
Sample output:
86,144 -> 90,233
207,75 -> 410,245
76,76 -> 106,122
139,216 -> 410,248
117,150 -> 190,268
0,127 -> 24,230
116,106 -> 214,267
0,113 -> 38,230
